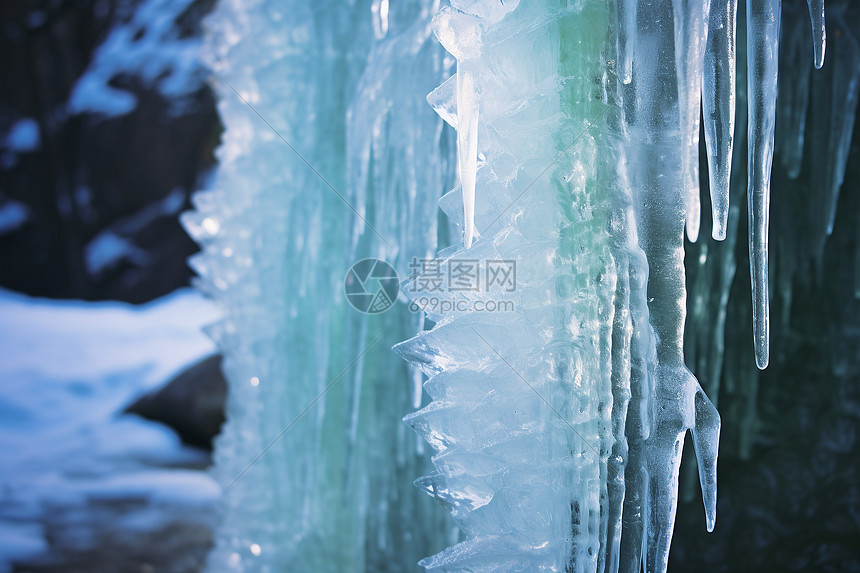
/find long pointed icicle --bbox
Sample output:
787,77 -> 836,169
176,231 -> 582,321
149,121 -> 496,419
433,7 -> 483,250
776,12 -> 813,179
625,0 -> 722,568
617,0 -> 638,84
746,0 -> 781,369
823,13 -> 859,237
702,0 -> 738,240
806,0 -> 826,68
673,0 -> 710,243
457,67 -> 480,248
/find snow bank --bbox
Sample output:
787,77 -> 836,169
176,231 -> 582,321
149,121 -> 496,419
0,288 -> 222,571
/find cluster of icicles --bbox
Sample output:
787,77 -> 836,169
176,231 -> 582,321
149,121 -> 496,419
189,0 -> 857,570
392,0 -> 844,572
456,0 -> 829,370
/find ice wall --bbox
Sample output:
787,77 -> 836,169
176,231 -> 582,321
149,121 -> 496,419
187,0 -> 858,571
400,3 -> 637,568
396,1 -> 720,570
184,1 -> 455,570
397,0 -> 854,571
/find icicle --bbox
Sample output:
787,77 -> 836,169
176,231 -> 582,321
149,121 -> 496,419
673,0 -> 710,243
433,8 -> 483,249
702,0 -> 738,240
806,7 -> 858,264
822,12 -> 859,237
623,1 -> 722,568
457,68 -> 479,248
776,13 -> 812,180
617,0 -> 638,84
746,0 -> 780,370
193,0 -> 860,570
806,0 -> 826,69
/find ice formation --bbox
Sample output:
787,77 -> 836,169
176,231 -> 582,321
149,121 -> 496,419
398,0 -> 850,570
187,0 -> 858,571
395,1 -> 721,570
184,1 -> 456,570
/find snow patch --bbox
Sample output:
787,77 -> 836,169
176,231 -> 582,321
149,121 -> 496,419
0,200 -> 30,236
68,0 -> 205,117
3,119 -> 40,153
0,521 -> 46,573
0,288 -> 223,568
85,230 -> 149,275
83,188 -> 186,276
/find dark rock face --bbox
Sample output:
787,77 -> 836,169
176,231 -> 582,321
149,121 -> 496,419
0,0 -> 220,303
126,354 -> 226,450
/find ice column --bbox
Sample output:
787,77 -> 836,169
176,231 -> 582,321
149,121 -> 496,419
398,1 -> 720,571
745,0 -> 780,369
186,1 -> 453,571
702,0 -> 738,240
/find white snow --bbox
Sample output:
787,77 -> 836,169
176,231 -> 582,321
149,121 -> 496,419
84,189 -> 185,276
0,288 -> 223,571
3,119 -> 40,153
0,201 -> 29,236
68,0 -> 205,117
0,522 -> 47,569
84,230 -> 149,275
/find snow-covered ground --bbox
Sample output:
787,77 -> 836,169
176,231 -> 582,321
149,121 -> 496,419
0,288 -> 222,571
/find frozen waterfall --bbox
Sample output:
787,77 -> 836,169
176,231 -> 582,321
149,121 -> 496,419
184,0 -> 858,571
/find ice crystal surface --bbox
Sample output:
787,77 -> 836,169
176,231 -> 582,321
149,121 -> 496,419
187,0 -> 856,571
